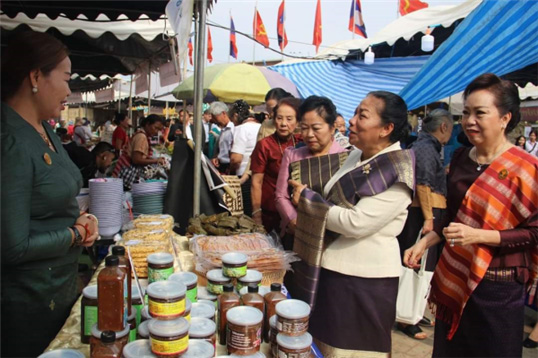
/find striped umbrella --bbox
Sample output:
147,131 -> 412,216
172,63 -> 300,105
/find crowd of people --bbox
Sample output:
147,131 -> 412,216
2,31 -> 538,358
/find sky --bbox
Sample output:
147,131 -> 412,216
194,0 -> 467,67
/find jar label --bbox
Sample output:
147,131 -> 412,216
148,297 -> 185,318
227,325 -> 262,352
148,266 -> 174,284
84,306 -> 98,336
278,348 -> 311,358
186,287 -> 197,303
277,318 -> 308,336
150,335 -> 188,355
222,265 -> 247,278
207,281 -> 224,295
129,328 -> 137,342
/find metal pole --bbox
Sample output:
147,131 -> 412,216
252,3 -> 257,65
193,0 -> 207,216
148,64 -> 152,114
129,74 -> 133,129
117,79 -> 122,113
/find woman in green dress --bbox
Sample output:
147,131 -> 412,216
1,32 -> 100,357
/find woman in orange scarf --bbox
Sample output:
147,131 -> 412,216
404,73 -> 538,358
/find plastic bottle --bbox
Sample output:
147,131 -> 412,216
217,283 -> 240,345
241,284 -> 265,337
263,283 -> 286,342
98,256 -> 127,331
90,331 -> 122,358
111,246 -> 132,316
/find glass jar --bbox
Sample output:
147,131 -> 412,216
147,253 -> 174,284
169,272 -> 198,303
188,317 -> 217,349
221,252 -> 248,278
276,332 -> 313,358
275,299 -> 310,336
147,281 -> 186,320
206,269 -> 231,295
148,318 -> 189,357
226,306 -> 263,356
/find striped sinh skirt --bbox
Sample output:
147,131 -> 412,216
309,267 -> 399,358
433,277 -> 525,358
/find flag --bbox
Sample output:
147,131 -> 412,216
207,26 -> 213,63
312,0 -> 322,53
348,0 -> 367,38
277,0 -> 289,51
399,0 -> 428,16
253,9 -> 270,47
188,37 -> 193,65
230,16 -> 238,59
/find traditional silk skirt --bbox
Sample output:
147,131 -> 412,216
433,277 -> 525,358
309,268 -> 399,358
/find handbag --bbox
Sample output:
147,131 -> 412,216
395,230 -> 434,325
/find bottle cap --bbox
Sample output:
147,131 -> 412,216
101,331 -> 116,343
105,256 -> 119,266
111,246 -> 125,256
247,284 -> 259,293
270,283 -> 281,292
223,283 -> 234,292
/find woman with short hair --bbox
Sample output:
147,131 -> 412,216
288,91 -> 415,356
405,73 -> 538,357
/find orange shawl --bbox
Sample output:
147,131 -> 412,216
429,147 -> 538,340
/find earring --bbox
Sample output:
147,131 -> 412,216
32,86 -> 38,94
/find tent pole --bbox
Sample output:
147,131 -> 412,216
129,74 -> 133,130
148,63 -> 152,114
193,0 -> 208,216
166,101 -> 169,120
118,79 -> 122,113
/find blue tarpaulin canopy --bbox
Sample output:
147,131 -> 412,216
400,0 -> 538,110
270,56 -> 429,121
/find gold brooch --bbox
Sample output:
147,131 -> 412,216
43,153 -> 52,165
498,169 -> 508,180
362,163 -> 371,175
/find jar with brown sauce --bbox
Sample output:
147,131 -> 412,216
226,306 -> 263,355
218,284 -> 240,345
276,332 -> 313,358
263,283 -> 286,342
98,256 -> 127,331
112,246 -> 132,315
275,299 -> 310,337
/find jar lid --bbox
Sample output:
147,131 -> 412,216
148,317 -> 189,338
269,315 -> 277,329
128,306 -> 136,321
138,320 -> 151,338
169,272 -> 198,287
132,285 -> 145,299
180,340 -> 214,358
105,255 -> 119,266
197,287 -> 217,301
147,280 -> 186,300
276,332 -> 313,350
37,349 -> 85,358
238,270 -> 262,283
111,246 -> 125,256
122,339 -> 156,358
82,285 -> 97,300
91,323 -> 130,339
188,317 -> 216,337
276,299 -> 310,319
226,306 -> 263,326
206,269 -> 231,283
147,252 -> 174,265
230,352 -> 266,358
221,252 -> 248,265
191,302 -> 215,319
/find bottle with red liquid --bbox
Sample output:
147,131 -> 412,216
111,246 -> 132,315
217,283 -> 240,345
242,284 -> 265,336
98,256 -> 127,331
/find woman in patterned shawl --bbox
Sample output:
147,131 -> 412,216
405,73 -> 538,358
288,91 -> 415,357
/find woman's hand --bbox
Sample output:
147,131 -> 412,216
422,219 -> 434,235
288,180 -> 307,206
442,222 -> 482,247
286,218 -> 297,235
211,158 -> 220,167
252,209 -> 263,225
156,157 -> 166,166
403,238 -> 428,269
75,214 -> 99,247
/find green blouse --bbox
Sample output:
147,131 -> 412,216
1,103 -> 83,270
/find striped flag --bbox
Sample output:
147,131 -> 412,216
348,0 -> 367,38
312,0 -> 322,53
277,0 -> 289,51
230,16 -> 238,59
399,0 -> 428,16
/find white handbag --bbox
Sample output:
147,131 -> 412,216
395,231 -> 434,325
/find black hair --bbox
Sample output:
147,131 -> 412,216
368,91 -> 409,143
140,114 -> 165,128
298,96 -> 337,127
230,99 -> 251,124
265,88 -> 293,102
114,112 -> 128,125
56,127 -> 68,136
529,129 -> 537,137
273,97 -> 302,119
463,73 -> 520,134
91,141 -> 115,156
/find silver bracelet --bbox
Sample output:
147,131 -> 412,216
251,208 -> 262,215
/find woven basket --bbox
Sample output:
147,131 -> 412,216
221,175 -> 243,216
195,269 -> 286,287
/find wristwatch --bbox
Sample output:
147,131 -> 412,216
71,226 -> 84,247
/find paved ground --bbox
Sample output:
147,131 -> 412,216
392,308 -> 538,358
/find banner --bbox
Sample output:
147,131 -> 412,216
95,87 -> 115,103
159,61 -> 181,87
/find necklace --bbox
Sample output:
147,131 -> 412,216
275,134 -> 295,156
473,143 -> 507,171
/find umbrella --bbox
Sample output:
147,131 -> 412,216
172,63 -> 300,105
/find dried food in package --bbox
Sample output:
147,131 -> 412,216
190,233 -> 297,274
121,239 -> 174,278
122,229 -> 169,243
133,214 -> 174,231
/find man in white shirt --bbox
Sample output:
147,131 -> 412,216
209,102 -> 235,173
